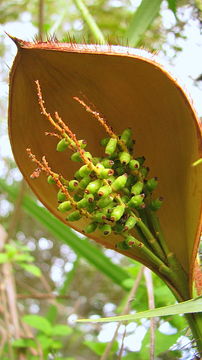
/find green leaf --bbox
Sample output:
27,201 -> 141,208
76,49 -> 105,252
36,334 -> 53,350
0,179 -> 129,289
126,0 -> 162,46
77,297 -> 202,323
55,358 -> 75,360
19,263 -> 42,277
51,324 -> 73,337
167,0 -> 176,14
12,338 -> 36,348
0,253 -> 8,264
23,315 -> 52,335
46,305 -> 58,324
51,340 -> 62,349
14,254 -> 34,262
84,340 -> 118,356
140,329 -> 180,358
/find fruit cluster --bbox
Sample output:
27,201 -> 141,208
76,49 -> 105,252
28,81 -> 163,253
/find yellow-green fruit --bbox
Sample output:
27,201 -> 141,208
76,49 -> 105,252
145,177 -> 158,192
84,222 -> 97,234
56,138 -> 69,152
66,211 -> 82,221
124,216 -> 137,231
79,176 -> 91,190
128,194 -> 145,208
119,151 -> 131,165
149,197 -> 163,211
129,159 -> 140,170
71,152 -> 82,162
85,179 -> 102,194
68,180 -> 79,191
57,189 -> 66,202
97,196 -> 113,208
131,181 -> 144,195
111,174 -> 127,191
98,184 -> 112,198
99,224 -> 112,236
47,174 -> 58,184
105,138 -> 117,155
111,204 -> 125,222
57,201 -> 72,213
93,212 -> 106,222
79,165 -> 91,177
120,128 -> 132,145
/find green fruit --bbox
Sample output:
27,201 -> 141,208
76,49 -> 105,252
111,174 -> 128,191
128,194 -> 145,208
100,137 -> 110,146
111,204 -> 125,222
125,235 -> 138,247
105,138 -> 117,156
57,201 -> 72,212
125,174 -> 136,188
93,212 -> 106,222
99,224 -> 112,236
79,165 -> 91,177
140,166 -> 149,178
71,152 -> 82,162
57,189 -> 66,202
124,216 -> 137,231
97,196 -> 113,208
74,192 -> 83,201
86,202 -> 96,213
84,152 -> 93,160
47,174 -> 58,184
107,175 -> 115,185
66,211 -> 81,221
145,177 -> 158,192
85,179 -> 102,194
149,197 -> 163,211
92,157 -> 102,165
84,222 -> 97,234
79,176 -> 91,189
115,166 -> 125,176
101,159 -> 114,168
56,138 -> 69,152
121,195 -> 130,204
99,168 -> 114,179
120,128 -> 132,145
68,180 -> 79,191
74,170 -> 82,180
98,184 -> 112,198
129,159 -> 140,170
131,181 -> 144,195
78,139 -> 87,149
135,156 -> 145,166
119,151 -> 131,165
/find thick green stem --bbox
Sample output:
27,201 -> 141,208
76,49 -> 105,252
73,0 -> 106,44
185,312 -> 202,356
145,209 -> 202,355
135,217 -> 166,262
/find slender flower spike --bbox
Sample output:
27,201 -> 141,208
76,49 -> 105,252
8,38 -> 202,303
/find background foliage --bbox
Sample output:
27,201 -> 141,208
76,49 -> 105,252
0,0 -> 201,359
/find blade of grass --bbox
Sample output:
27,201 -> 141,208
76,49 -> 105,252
73,0 -> 106,44
126,0 -> 162,47
0,179 -> 129,289
77,297 -> 202,323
